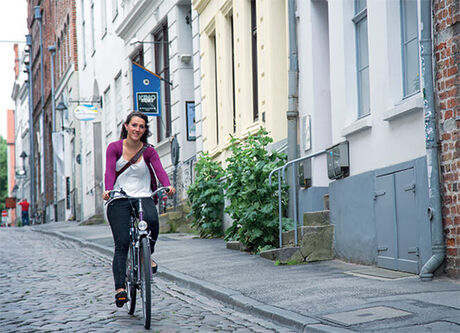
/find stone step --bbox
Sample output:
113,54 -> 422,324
260,246 -> 301,262
279,225 -> 334,263
303,210 -> 330,226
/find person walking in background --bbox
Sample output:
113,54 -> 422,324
18,198 -> 30,226
102,111 -> 175,307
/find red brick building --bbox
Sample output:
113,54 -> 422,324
433,0 -> 460,278
27,1 -> 56,220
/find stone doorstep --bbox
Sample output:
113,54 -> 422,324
303,210 -> 330,226
259,246 -> 300,261
226,240 -> 247,252
283,225 -> 332,247
276,225 -> 334,264
159,210 -> 194,234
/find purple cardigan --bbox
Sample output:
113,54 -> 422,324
104,140 -> 171,195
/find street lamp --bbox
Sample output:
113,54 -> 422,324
56,101 -> 75,135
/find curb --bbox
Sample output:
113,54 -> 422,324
32,227 -> 353,333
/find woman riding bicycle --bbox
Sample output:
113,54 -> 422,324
102,111 -> 175,307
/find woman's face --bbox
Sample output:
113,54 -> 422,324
124,116 -> 146,141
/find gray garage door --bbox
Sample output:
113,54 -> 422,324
375,167 -> 419,273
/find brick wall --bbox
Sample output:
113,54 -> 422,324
433,0 -> 460,278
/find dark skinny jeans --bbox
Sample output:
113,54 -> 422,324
107,197 -> 159,290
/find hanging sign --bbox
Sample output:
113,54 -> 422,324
74,104 -> 98,121
132,62 -> 161,116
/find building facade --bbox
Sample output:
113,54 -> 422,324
192,0 -> 289,165
11,43 -> 31,224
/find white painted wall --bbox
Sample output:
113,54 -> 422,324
301,0 -> 426,182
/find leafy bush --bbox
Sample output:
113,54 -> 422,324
187,152 -> 225,238
224,128 -> 289,252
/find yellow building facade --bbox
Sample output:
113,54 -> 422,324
193,0 -> 288,163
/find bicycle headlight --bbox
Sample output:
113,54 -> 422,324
138,220 -> 148,231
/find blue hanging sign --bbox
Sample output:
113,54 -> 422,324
132,62 -> 161,116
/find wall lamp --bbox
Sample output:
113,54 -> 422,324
56,101 -> 76,135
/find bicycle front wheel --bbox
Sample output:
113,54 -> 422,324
125,245 -> 136,315
140,237 -> 151,329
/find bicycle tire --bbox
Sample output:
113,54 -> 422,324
140,237 -> 151,329
125,245 -> 137,315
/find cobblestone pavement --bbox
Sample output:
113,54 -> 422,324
0,229 -> 295,332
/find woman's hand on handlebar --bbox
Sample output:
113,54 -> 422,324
102,190 -> 111,201
166,186 -> 176,196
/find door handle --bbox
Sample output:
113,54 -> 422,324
374,191 -> 386,200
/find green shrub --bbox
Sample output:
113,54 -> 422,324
224,128 -> 289,252
187,152 -> 225,238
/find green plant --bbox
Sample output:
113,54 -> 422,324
224,128 -> 289,252
187,152 -> 225,238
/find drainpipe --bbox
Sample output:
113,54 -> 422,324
25,34 -> 35,223
419,0 -> 445,281
48,45 -> 57,221
287,0 -> 299,219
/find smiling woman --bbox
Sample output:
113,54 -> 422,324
102,111 -> 175,307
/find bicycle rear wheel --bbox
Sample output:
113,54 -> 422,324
125,245 -> 136,315
140,237 -> 151,329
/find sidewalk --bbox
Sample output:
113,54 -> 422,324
32,221 -> 460,332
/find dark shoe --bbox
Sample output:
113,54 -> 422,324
115,290 -> 128,308
151,260 -> 158,274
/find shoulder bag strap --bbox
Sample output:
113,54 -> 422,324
115,144 -> 148,178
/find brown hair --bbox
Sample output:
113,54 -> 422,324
120,111 -> 151,143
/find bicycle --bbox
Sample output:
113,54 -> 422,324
107,186 -> 170,329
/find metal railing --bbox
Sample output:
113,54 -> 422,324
269,150 -> 327,247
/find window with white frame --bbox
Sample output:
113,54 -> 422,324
81,0 -> 86,66
153,21 -> 171,143
104,86 -> 113,146
353,0 -> 370,117
101,0 -> 107,37
112,0 -> 118,21
90,2 -> 95,54
114,73 -> 123,136
401,0 -> 420,97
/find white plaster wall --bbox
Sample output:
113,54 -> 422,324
320,0 -> 426,178
297,0 -> 332,187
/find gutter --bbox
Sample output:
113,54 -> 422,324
419,0 -> 445,281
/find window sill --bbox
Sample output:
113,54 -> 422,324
383,94 -> 424,121
341,115 -> 372,137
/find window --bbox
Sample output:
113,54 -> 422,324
112,0 -> 118,21
90,2 -> 95,54
104,87 -> 113,146
101,0 -> 107,37
131,46 -> 144,66
251,0 -> 259,121
114,73 -> 123,136
401,0 -> 420,97
353,0 -> 370,117
210,33 -> 219,144
230,13 -> 236,133
154,21 -> 171,142
81,0 -> 86,66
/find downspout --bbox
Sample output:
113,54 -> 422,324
419,0 -> 445,281
287,0 -> 299,218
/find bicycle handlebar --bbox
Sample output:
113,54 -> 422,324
106,186 -> 171,204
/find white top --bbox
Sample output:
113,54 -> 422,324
113,156 -> 153,198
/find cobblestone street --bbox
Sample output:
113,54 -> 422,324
0,229 -> 294,332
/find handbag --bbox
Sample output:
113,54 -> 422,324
115,144 -> 148,179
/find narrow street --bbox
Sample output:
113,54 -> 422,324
0,229 -> 294,332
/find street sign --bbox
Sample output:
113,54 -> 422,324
74,104 -> 98,121
1,210 -> 7,217
132,62 -> 161,116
